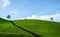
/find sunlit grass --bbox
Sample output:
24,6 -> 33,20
0,18 -> 60,37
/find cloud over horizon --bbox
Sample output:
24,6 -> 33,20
20,13 -> 60,22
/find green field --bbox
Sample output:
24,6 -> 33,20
0,18 -> 60,37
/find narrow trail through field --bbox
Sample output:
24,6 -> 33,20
9,21 -> 41,37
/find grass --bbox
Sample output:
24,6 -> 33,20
0,18 -> 60,37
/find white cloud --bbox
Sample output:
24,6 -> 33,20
26,15 -> 38,19
0,0 -> 10,7
20,13 -> 60,22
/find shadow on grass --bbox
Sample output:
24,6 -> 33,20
0,34 -> 33,37
9,21 -> 42,37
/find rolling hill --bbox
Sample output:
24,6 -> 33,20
0,18 -> 60,37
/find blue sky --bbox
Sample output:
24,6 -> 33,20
0,0 -> 60,22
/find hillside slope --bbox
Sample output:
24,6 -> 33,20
0,18 -> 60,37
14,19 -> 60,37
0,18 -> 32,36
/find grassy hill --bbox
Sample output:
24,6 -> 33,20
0,18 -> 60,37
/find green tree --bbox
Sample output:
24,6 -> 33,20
7,15 -> 10,19
50,17 -> 53,20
